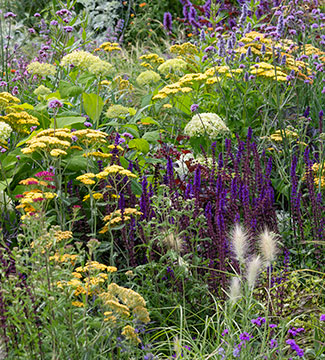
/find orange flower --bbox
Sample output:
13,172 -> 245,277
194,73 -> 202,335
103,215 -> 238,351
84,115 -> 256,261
10,69 -> 16,73
131,13 -> 135,17
139,2 -> 146,7
187,33 -> 193,37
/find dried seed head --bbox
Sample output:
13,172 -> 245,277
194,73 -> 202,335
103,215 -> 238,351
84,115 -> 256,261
162,232 -> 184,254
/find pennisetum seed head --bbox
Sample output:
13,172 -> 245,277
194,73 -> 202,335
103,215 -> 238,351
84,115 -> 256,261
259,228 -> 278,266
231,223 -> 249,266
246,255 -> 263,289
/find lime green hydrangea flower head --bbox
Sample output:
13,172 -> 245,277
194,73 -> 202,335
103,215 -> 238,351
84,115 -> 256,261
136,70 -> 161,86
158,58 -> 187,74
106,105 -> 135,119
0,121 -> 12,141
184,113 -> 229,139
27,61 -> 56,77
33,85 -> 51,97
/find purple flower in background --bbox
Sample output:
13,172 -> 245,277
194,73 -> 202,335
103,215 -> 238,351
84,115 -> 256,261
239,332 -> 252,341
84,121 -> 92,128
222,329 -> 229,336
34,13 -> 41,17
121,132 -> 134,139
269,324 -> 277,329
320,314 -> 325,321
163,12 -> 173,34
0,81 -> 8,87
276,15 -> 284,36
50,20 -> 58,26
63,26 -> 73,33
4,12 -> 17,19
28,28 -> 36,34
286,339 -> 304,358
270,338 -> 278,349
190,104 -> 199,112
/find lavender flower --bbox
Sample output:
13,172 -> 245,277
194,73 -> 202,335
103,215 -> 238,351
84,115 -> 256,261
163,12 -> 173,34
48,99 -> 63,109
190,104 -> 199,112
63,26 -> 73,33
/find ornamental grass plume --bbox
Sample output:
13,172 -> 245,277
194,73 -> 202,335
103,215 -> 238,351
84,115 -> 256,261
259,228 -> 278,266
246,255 -> 263,289
231,223 -> 249,266
229,277 -> 242,304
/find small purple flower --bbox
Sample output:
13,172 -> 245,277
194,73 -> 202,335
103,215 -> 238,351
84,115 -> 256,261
28,28 -> 36,34
190,104 -> 199,112
71,135 -> 78,142
121,132 -> 134,139
233,347 -> 240,357
16,155 -> 21,160
50,20 -> 58,26
251,318 -> 262,326
4,12 -> 17,19
239,332 -> 252,341
63,26 -> 73,33
320,314 -> 325,321
0,147 -> 7,153
222,329 -> 229,336
269,324 -> 277,329
34,13 -> 41,17
270,338 -> 278,349
12,86 -> 19,95
84,121 -> 92,128
311,23 -> 319,29
30,126 -> 37,132
0,81 -> 7,87
48,99 -> 63,109
289,29 -> 297,35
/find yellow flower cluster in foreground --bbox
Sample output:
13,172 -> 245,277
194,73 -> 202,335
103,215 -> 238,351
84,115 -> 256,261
76,165 -> 137,185
21,128 -> 110,157
1,111 -> 39,134
100,208 -> 143,233
0,92 -> 20,110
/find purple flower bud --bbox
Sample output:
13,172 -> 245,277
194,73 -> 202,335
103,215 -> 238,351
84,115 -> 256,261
34,13 -> 41,17
50,20 -> 58,26
48,99 -> 63,109
190,104 -> 199,112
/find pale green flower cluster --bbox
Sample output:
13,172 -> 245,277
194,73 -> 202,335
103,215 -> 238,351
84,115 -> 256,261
158,58 -> 187,74
27,61 -> 56,77
0,121 -> 12,140
184,113 -> 229,139
136,70 -> 161,86
106,105 -> 134,119
60,50 -> 113,77
33,85 -> 51,97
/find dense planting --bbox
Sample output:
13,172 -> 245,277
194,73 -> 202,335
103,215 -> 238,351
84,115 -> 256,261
0,0 -> 324,359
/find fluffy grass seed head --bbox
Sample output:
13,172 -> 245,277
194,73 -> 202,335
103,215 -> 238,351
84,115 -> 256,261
259,228 -> 278,266
229,276 -> 242,304
231,223 -> 249,265
184,113 -> 229,139
246,255 -> 263,289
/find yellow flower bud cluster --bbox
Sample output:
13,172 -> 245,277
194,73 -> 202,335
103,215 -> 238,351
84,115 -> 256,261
170,42 -> 198,56
100,282 -> 150,327
27,61 -> 56,77
54,230 -> 73,241
99,42 -> 122,52
113,76 -> 134,91
1,111 -> 39,134
99,208 -> 143,233
139,53 -> 165,66
0,92 -> 20,110
49,253 -> 79,265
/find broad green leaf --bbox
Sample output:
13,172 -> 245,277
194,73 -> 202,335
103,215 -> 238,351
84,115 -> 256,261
140,117 -> 160,126
54,116 -> 85,128
82,93 -> 104,122
59,80 -> 83,98
0,178 -> 13,191
128,138 -> 150,154
64,155 -> 88,171
142,130 -> 160,142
